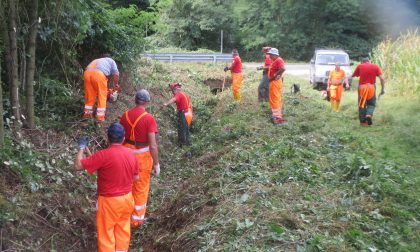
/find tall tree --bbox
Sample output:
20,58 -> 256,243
155,0 -> 235,50
0,0 -> 6,147
6,0 -> 21,126
24,0 -> 39,129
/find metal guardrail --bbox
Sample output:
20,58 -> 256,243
143,53 -> 233,63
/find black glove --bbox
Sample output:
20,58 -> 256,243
78,136 -> 89,150
224,66 -> 229,72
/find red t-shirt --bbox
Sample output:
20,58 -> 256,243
268,57 -> 285,79
230,55 -> 242,73
120,107 -> 158,147
352,62 -> 382,85
81,144 -> 138,197
175,92 -> 192,112
264,55 -> 272,68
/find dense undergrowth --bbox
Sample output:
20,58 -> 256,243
1,33 -> 419,251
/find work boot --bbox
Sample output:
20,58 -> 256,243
360,122 -> 369,127
365,115 -> 373,125
273,117 -> 286,125
82,113 -> 93,120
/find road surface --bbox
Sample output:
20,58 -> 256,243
244,63 -> 309,80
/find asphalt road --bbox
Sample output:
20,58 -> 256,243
244,63 -> 309,80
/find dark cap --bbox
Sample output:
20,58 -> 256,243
135,89 -> 151,103
107,122 -> 125,143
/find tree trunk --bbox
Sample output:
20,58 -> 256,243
0,43 -> 4,148
8,0 -> 21,126
25,0 -> 38,129
0,0 -> 6,147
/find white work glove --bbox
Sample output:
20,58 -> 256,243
153,163 -> 160,177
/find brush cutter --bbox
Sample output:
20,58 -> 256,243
107,86 -> 122,103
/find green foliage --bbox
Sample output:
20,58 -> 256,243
152,0 -> 234,50
87,5 -> 151,63
237,0 -> 379,60
0,138 -> 42,188
371,30 -> 420,96
35,77 -> 81,129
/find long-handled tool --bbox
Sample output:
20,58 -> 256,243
222,64 -> 229,92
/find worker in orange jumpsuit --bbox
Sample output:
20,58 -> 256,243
327,63 -> 349,112
119,89 -> 160,228
75,123 -> 139,252
163,82 -> 193,146
267,48 -> 286,125
257,46 -> 272,102
83,54 -> 120,122
352,57 -> 385,126
224,49 -> 243,102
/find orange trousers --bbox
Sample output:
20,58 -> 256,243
269,79 -> 283,119
330,84 -> 343,112
231,73 -> 243,101
185,108 -> 193,126
127,148 -> 153,227
96,192 -> 134,252
83,70 -> 108,121
330,84 -> 343,103
358,84 -> 375,108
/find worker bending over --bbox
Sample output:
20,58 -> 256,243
120,89 -> 160,228
352,57 -> 385,126
327,63 -> 349,112
267,48 -> 286,125
74,123 -> 138,252
163,82 -> 193,146
224,49 -> 243,102
83,54 -> 120,122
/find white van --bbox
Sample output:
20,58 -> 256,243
309,49 -> 353,89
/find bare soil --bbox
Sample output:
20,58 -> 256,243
203,77 -> 232,94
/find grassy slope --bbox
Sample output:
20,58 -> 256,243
135,61 -> 420,251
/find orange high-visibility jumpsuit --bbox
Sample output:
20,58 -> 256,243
97,193 -> 134,252
232,73 -> 243,101
81,143 -> 138,252
328,69 -> 346,112
122,112 -> 154,228
268,57 -> 285,120
230,55 -> 243,101
83,60 -> 109,121
269,78 -> 283,119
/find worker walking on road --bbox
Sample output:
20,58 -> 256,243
83,54 -> 120,122
224,49 -> 243,102
267,48 -> 286,125
327,63 -> 349,112
257,46 -> 272,102
352,57 -> 385,126
74,123 -> 139,252
163,82 -> 193,146
119,89 -> 160,228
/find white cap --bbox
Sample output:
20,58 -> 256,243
267,48 -> 279,56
